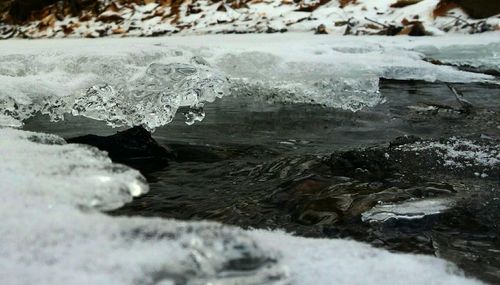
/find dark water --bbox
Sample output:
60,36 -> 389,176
24,80 -> 500,284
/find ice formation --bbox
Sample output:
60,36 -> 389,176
0,34 -> 497,130
0,126 -> 483,285
415,42 -> 500,74
0,47 -> 229,130
362,198 -> 452,223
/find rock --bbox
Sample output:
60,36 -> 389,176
7,0 -> 58,23
391,0 -> 423,8
315,24 -> 328,34
389,135 -> 421,147
67,126 -> 174,170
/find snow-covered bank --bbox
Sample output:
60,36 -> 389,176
1,0 -> 499,39
0,126 -> 484,285
0,33 -> 498,130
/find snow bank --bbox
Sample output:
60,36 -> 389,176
1,0 -> 498,38
0,34 -> 497,129
251,229 -> 482,285
0,127 -> 483,285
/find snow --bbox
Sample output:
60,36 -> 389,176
0,33 -> 497,130
251,229 -> 482,285
0,126 -> 484,285
0,114 -> 22,128
396,137 -> 500,169
1,0 -> 498,38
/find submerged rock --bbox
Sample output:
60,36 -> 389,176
67,126 -> 174,170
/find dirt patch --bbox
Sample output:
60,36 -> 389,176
435,0 -> 500,19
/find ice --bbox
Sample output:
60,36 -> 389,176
72,61 -> 227,130
361,198 -> 452,223
414,42 -> 500,74
0,47 -> 229,130
0,128 -> 287,285
0,128 -> 149,211
0,34 -> 497,129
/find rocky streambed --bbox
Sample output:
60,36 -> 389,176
24,80 -> 500,284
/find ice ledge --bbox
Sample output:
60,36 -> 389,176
0,34 -> 497,131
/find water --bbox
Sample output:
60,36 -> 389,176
24,80 -> 500,284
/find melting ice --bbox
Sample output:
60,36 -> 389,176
0,34 -> 497,130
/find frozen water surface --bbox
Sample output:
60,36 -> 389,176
0,34 -> 498,130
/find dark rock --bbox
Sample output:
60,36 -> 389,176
67,126 -> 174,170
315,24 -> 328,34
6,0 -> 93,24
389,135 -> 421,147
329,148 -> 393,181
436,0 -> 500,19
408,21 -> 427,36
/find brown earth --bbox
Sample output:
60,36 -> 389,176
436,0 -> 500,19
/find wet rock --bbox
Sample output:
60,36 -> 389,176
389,135 -> 421,147
266,135 -> 498,229
67,126 -> 174,170
113,134 -> 498,282
328,148 -> 394,181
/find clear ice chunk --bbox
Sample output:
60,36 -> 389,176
362,198 -> 452,223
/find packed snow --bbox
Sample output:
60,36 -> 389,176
0,126 -> 484,285
0,33 -> 498,130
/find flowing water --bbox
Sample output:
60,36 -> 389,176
24,80 -> 500,284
